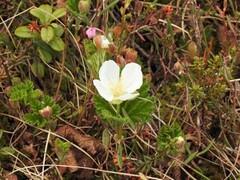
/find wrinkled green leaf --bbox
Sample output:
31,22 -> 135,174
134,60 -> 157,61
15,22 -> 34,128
94,94 -> 130,123
14,26 -> 39,38
48,36 -> 65,51
83,39 -> 97,58
31,61 -> 45,78
24,113 -> 46,127
55,138 -> 71,161
49,8 -> 66,22
38,47 -> 53,63
87,50 -> 106,77
122,79 -> 155,123
41,26 -> 54,42
9,80 -> 41,104
157,123 -> 184,156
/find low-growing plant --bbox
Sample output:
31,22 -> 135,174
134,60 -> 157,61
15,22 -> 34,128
14,4 -> 66,78
8,80 -> 60,129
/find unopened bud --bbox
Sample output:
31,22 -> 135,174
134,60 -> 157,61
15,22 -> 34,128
173,61 -> 184,76
78,0 -> 91,13
125,48 -> 138,63
175,136 -> 184,147
93,35 -> 110,49
86,27 -> 96,39
113,25 -> 123,38
39,106 -> 52,119
187,41 -> 198,58
108,43 -> 118,54
116,55 -> 126,67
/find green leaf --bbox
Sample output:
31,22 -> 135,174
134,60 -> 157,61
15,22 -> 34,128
157,123 -> 184,156
0,32 -> 14,50
0,147 -> 15,156
14,26 -> 39,38
122,79 -> 155,123
51,23 -> 64,37
49,8 -> 66,22
102,129 -> 111,149
30,5 -> 52,24
67,0 -> 79,12
83,39 -> 97,58
38,47 -> 53,63
0,129 -> 3,139
94,94 -> 130,123
31,61 -> 45,78
117,144 -> 123,168
24,113 -> 46,127
34,41 -> 60,57
41,26 -> 55,43
30,8 -> 47,24
87,50 -> 106,77
48,36 -> 65,51
67,0 -> 89,23
30,96 -> 60,116
9,80 -> 41,104
39,4 -> 53,24
122,96 -> 155,123
55,138 -> 71,161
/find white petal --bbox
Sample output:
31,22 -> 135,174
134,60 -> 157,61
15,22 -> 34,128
117,92 -> 139,101
101,36 -> 110,48
120,63 -> 143,93
99,60 -> 120,89
93,80 -> 113,101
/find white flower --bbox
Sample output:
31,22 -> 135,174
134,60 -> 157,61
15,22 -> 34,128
93,60 -> 143,104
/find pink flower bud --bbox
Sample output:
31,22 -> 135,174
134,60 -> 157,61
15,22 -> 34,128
39,106 -> 52,119
86,27 -> 96,39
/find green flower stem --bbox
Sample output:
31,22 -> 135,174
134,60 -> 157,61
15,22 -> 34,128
74,18 -> 80,38
116,104 -> 121,117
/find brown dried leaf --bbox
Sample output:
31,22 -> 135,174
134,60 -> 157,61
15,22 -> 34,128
55,125 -> 106,179
3,170 -> 18,180
56,125 -> 105,156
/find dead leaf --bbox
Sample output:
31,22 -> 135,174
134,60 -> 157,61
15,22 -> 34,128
55,125 -> 106,179
2,170 -> 18,180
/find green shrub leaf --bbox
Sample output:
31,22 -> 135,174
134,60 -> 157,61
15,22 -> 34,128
41,26 -> 54,43
31,61 -> 45,78
14,26 -> 39,38
48,36 -> 65,51
51,23 -> 64,37
38,47 -> 53,63
50,8 -> 66,22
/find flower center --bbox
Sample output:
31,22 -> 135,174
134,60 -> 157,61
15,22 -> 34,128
112,81 -> 126,98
